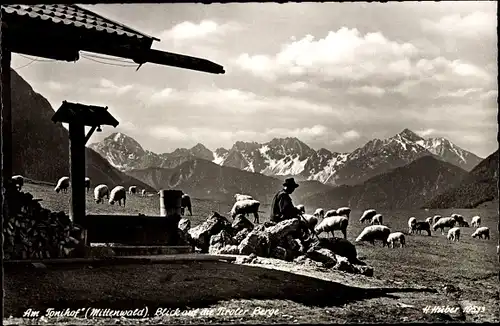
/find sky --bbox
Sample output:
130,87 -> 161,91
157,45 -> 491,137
12,1 -> 498,158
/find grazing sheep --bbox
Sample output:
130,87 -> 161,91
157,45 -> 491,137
425,217 -> 433,225
360,209 -> 377,224
234,193 -> 253,202
451,214 -> 465,224
230,199 -> 260,224
355,225 -> 391,246
85,177 -> 91,193
141,189 -> 146,197
11,175 -> 24,191
408,217 -> 417,234
54,176 -> 70,193
432,217 -> 456,235
371,214 -> 383,225
128,186 -> 137,194
458,220 -> 470,227
313,208 -> 325,220
471,216 -> 481,228
94,184 -> 110,204
295,204 -> 306,214
336,207 -> 351,218
432,215 -> 442,225
414,221 -> 432,236
471,227 -> 490,240
302,213 -> 319,230
324,209 -> 338,218
447,227 -> 461,242
314,215 -> 349,239
386,232 -> 406,248
181,194 -> 192,216
109,186 -> 126,206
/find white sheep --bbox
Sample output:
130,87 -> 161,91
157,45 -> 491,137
471,216 -> 481,228
85,177 -> 91,193
471,227 -> 490,240
302,213 -> 319,230
447,227 -> 460,242
54,176 -> 70,193
432,215 -> 442,225
313,208 -> 325,220
336,207 -> 351,218
324,209 -> 338,218
408,217 -> 417,234
295,204 -> 306,214
371,213 -> 383,225
414,221 -> 432,236
432,217 -> 456,235
234,193 -> 253,202
94,184 -> 110,204
128,186 -> 137,194
181,194 -> 192,216
141,189 -> 146,197
314,215 -> 349,239
386,232 -> 406,248
109,186 -> 126,206
11,175 -> 24,191
360,209 -> 377,224
355,225 -> 391,246
230,199 -> 260,224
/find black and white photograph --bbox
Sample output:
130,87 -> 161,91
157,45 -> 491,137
1,1 -> 498,324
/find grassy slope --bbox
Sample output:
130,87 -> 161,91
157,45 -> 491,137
5,182 -> 499,323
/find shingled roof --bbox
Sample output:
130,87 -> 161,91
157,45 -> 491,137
1,4 -> 159,42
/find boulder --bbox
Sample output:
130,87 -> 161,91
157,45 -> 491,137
293,255 -> 324,268
177,229 -> 192,246
266,218 -> 300,244
305,248 -> 338,268
232,214 -> 254,232
309,237 -> 360,264
212,244 -> 240,255
353,265 -> 374,277
233,228 -> 251,243
188,212 -> 233,253
178,218 -> 191,233
238,227 -> 271,257
333,255 -> 357,274
270,246 -> 288,261
208,230 -> 235,254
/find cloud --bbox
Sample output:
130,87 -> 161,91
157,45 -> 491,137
159,20 -> 241,42
46,81 -> 68,92
348,86 -> 386,97
331,130 -> 361,145
281,81 -> 309,92
421,11 -> 497,38
92,79 -> 134,96
416,128 -> 436,137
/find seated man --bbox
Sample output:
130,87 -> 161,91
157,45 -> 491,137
270,178 -> 302,223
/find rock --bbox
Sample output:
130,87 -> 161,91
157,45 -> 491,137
178,218 -> 191,233
293,255 -> 324,268
238,228 -> 270,257
333,255 -> 357,274
270,246 -> 288,260
305,248 -> 338,268
309,237 -> 360,264
188,212 -> 233,253
212,244 -> 240,255
263,221 -> 276,228
241,253 -> 258,264
177,229 -> 192,246
208,230 -> 235,254
233,228 -> 250,243
232,214 -> 254,232
266,218 -> 300,244
354,265 -> 374,277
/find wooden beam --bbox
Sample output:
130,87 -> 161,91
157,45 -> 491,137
69,123 -> 86,226
84,126 -> 97,145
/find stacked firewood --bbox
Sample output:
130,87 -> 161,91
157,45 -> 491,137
3,191 -> 84,260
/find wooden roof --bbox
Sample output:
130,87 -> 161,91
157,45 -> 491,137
51,101 -> 119,127
1,4 -> 225,74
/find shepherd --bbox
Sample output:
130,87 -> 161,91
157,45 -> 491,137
270,178 -> 302,223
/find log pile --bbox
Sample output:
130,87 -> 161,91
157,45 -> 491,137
180,212 -> 374,276
3,191 -> 84,260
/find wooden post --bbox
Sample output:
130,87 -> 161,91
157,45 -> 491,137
68,123 -> 86,225
159,189 -> 183,245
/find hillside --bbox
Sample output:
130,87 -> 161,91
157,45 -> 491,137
303,155 -> 469,210
10,69 -> 155,192
126,158 -> 332,205
425,150 -> 499,209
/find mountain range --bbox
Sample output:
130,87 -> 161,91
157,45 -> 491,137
89,129 -> 482,187
10,69 -> 155,192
